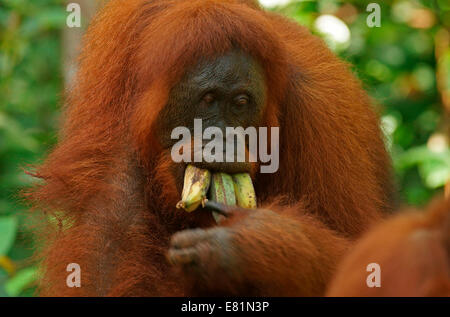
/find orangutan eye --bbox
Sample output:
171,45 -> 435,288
203,93 -> 215,104
235,94 -> 250,106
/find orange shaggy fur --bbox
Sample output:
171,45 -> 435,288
327,198 -> 450,297
27,0 -> 393,296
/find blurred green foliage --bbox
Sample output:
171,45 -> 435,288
0,0 -> 449,296
274,0 -> 450,204
1,0 -> 65,296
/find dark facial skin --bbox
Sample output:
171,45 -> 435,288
156,50 -> 266,173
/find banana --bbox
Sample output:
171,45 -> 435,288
232,173 -> 257,209
208,173 -> 236,222
176,164 -> 211,212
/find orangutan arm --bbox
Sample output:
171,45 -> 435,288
168,205 -> 351,296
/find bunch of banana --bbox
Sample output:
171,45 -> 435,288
176,165 -> 257,221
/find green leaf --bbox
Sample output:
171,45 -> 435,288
0,216 -> 18,255
419,160 -> 450,188
4,266 -> 38,297
394,146 -> 450,171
